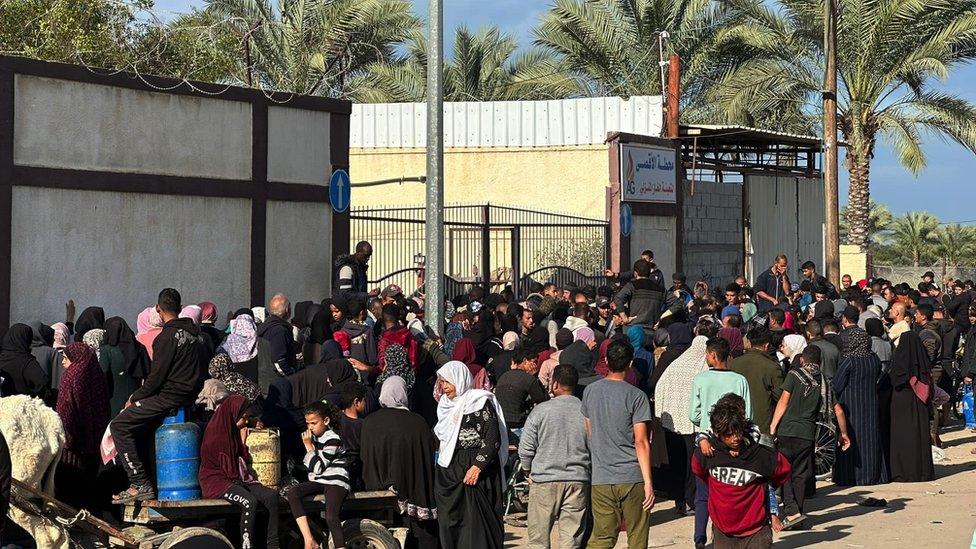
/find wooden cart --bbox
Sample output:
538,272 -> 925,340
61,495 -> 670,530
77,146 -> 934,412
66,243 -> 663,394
11,479 -> 405,548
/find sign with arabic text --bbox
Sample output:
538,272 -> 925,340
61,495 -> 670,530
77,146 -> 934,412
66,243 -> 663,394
620,143 -> 677,203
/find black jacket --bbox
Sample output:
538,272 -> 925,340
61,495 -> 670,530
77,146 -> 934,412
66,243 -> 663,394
614,278 -> 666,328
130,318 -> 206,404
334,254 -> 369,302
257,315 -> 298,376
0,431 -> 9,540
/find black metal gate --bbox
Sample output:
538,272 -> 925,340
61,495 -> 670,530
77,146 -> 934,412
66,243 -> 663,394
349,204 -> 610,299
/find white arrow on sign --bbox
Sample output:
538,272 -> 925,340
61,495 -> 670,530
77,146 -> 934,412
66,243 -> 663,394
335,174 -> 347,211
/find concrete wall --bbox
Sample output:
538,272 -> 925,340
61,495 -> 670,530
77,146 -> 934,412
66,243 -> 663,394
14,75 -> 252,179
268,106 -> 331,185
4,62 -> 348,329
631,216 -> 677,280
682,180 -> 744,289
9,187 -> 252,325
348,146 -> 608,217
265,200 -> 333,303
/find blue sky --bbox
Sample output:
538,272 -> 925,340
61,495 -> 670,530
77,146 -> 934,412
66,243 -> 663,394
154,0 -> 976,222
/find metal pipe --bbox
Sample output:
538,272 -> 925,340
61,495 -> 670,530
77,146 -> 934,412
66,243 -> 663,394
425,0 -> 445,333
351,175 -> 427,188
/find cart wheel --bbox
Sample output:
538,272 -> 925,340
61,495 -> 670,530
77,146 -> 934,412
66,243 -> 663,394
159,527 -> 234,549
814,421 -> 837,481
329,518 -> 399,549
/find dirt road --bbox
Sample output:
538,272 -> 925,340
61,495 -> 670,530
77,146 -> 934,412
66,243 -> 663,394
505,425 -> 976,548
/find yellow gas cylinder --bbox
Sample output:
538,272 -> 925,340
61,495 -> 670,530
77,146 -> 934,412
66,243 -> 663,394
247,428 -> 281,489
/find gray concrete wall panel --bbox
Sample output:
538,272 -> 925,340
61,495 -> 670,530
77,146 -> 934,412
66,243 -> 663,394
9,186 -> 251,326
13,75 -> 252,179
267,106 -> 331,185
682,180 -> 743,288
265,200 -> 333,303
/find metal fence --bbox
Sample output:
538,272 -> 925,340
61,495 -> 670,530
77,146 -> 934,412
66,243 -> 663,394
350,203 -> 610,299
872,264 -> 976,285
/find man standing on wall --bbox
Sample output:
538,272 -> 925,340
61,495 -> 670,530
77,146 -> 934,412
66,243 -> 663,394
755,255 -> 791,313
334,241 -> 373,301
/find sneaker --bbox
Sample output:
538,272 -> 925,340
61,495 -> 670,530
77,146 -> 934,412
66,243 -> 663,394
113,484 -> 155,504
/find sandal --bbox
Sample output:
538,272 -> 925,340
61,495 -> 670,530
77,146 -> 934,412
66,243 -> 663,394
782,514 -> 807,530
112,484 -> 155,504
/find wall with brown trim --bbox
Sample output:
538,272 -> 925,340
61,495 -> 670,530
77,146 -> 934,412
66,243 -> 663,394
0,56 -> 351,330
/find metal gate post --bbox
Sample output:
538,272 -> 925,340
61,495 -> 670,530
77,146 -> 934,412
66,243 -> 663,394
482,204 -> 491,293
512,225 -> 521,298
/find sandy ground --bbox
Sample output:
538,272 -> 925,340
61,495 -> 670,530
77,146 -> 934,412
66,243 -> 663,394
504,424 -> 976,548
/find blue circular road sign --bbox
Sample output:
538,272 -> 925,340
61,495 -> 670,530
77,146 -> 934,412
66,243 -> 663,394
621,203 -> 633,237
329,169 -> 351,213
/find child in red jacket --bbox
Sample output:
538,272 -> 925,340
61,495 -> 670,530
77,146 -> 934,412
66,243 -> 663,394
693,393 -> 791,548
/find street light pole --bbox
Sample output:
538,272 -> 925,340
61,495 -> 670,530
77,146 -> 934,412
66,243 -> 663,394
824,0 -> 841,286
425,0 -> 445,332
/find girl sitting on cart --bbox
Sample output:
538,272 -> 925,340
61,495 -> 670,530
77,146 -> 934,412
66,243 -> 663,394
199,395 -> 280,549
286,400 -> 352,549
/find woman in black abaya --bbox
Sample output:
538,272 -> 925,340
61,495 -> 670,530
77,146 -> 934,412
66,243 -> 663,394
433,361 -> 507,549
888,331 -> 935,482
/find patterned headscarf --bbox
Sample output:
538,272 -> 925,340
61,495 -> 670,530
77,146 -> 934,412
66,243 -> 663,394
219,314 -> 258,363
57,342 -> 110,460
208,353 -> 260,401
83,328 -> 106,359
378,343 -> 415,389
840,325 -> 872,358
443,321 -> 464,356
575,327 -> 595,345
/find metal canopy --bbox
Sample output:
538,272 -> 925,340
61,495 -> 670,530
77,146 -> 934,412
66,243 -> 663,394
679,124 -> 824,181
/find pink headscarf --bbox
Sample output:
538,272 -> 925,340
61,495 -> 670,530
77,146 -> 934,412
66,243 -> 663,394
575,327 -> 595,345
136,306 -> 164,360
51,322 -> 70,350
198,302 -> 218,324
180,305 -> 202,325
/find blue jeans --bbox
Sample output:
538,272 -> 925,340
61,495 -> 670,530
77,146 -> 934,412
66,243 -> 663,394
694,476 -> 709,545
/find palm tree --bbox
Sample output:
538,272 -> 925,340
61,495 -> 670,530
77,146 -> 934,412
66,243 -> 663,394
840,201 -> 893,246
934,223 -> 976,267
710,0 -> 976,252
890,212 -> 939,267
533,0 -> 744,121
204,0 -> 418,97
352,26 -> 576,102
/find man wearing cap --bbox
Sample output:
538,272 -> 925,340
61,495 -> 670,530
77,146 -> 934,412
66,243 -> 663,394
380,284 -> 403,306
591,296 -> 616,338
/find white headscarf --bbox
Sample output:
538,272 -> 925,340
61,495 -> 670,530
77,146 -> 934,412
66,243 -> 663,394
781,334 -> 808,360
379,376 -> 409,410
502,331 -> 520,351
433,361 -> 508,469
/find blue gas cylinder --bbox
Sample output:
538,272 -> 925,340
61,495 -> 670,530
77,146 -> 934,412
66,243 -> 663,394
155,408 -> 201,501
963,383 -> 976,429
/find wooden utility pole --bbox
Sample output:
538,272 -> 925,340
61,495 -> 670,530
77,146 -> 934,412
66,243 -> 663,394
824,0 -> 841,287
666,54 -> 680,138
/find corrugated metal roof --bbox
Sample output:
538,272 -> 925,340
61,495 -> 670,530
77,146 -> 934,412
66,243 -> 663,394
680,124 -> 823,147
351,96 -> 663,149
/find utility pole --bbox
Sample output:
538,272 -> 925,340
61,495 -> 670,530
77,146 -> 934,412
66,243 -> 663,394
424,0 -> 445,332
824,0 -> 841,287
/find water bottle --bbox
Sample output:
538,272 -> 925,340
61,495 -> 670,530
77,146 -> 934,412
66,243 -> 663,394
963,383 -> 976,429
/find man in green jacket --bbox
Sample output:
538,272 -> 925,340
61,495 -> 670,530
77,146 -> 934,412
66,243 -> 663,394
731,328 -> 785,435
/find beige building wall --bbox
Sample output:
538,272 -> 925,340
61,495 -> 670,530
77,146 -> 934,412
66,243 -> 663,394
349,146 -> 610,217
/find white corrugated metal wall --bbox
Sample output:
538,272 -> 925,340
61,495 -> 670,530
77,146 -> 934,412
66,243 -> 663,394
351,96 -> 664,149
745,175 -> 825,283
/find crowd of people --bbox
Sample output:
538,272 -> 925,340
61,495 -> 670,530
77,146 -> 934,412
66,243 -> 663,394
0,240 -> 966,549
